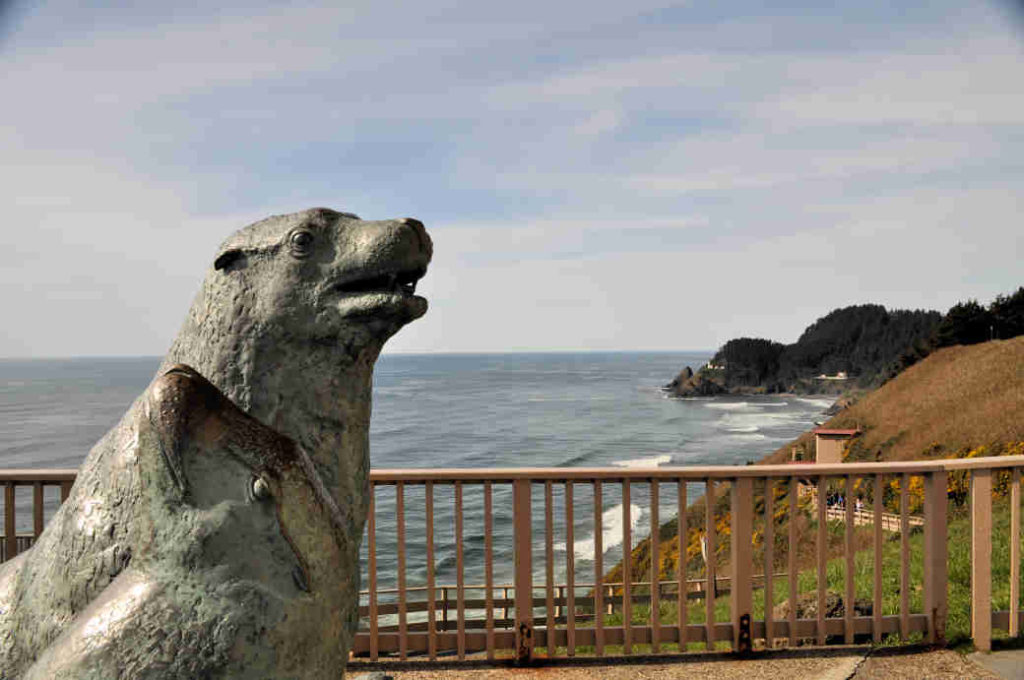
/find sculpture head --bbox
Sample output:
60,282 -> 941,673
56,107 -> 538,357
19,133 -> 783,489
203,207 -> 431,356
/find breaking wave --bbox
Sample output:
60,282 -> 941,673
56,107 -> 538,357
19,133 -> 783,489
611,454 -> 672,468
704,402 -> 749,410
796,397 -> 834,409
554,502 -> 643,562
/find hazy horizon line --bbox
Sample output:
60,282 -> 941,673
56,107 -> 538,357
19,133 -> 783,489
0,348 -> 716,362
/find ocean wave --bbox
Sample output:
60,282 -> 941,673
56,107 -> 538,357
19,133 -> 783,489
796,397 -> 834,409
612,454 -> 672,468
716,412 -> 774,428
527,395 -> 619,403
374,386 -> 423,396
555,502 -> 643,561
729,432 -> 767,441
704,402 -> 749,410
559,451 -> 593,467
753,412 -> 803,422
725,425 -> 759,433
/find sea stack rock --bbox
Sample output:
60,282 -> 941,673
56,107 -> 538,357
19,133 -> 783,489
0,367 -> 352,679
160,208 -> 432,663
664,366 -> 693,390
664,366 -> 726,397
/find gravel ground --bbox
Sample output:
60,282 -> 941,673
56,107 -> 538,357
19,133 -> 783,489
351,649 -> 863,680
351,647 -> 1004,680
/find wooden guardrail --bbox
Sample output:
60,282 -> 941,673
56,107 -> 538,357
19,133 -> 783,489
4,457 -> 1023,664
0,469 -> 75,562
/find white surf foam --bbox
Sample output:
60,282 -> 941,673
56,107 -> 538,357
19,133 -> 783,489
611,454 -> 672,468
796,397 -> 834,409
716,413 -> 769,430
704,401 -> 749,411
555,502 -> 644,561
729,432 -> 767,441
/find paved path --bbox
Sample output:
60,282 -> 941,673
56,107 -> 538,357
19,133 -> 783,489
969,649 -> 1024,679
854,648 -> 1001,679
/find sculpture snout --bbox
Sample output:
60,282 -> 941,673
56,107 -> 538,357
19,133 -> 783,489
390,217 -> 433,267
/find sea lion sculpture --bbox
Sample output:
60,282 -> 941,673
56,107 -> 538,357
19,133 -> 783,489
161,207 -> 432,657
0,366 -> 351,679
0,208 -> 431,676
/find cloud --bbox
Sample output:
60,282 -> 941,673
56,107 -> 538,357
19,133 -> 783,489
3,1 -> 1023,356
572,109 -> 622,137
757,36 -> 1024,126
385,177 -> 1023,354
624,127 -> 1001,194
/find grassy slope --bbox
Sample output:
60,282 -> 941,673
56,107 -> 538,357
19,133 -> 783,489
604,337 -> 1024,640
763,336 -> 1024,464
588,501 -> 1018,655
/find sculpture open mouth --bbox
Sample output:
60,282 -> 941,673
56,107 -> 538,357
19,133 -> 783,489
332,267 -> 426,297
325,264 -> 429,321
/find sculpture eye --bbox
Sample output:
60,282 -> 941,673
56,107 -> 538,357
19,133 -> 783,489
288,229 -> 314,258
252,475 -> 272,501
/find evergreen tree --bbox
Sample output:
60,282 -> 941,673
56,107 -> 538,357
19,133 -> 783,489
989,287 -> 1024,340
697,286 -> 1020,392
934,300 -> 992,347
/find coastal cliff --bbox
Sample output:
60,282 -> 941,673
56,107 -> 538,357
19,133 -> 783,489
618,336 -> 1024,590
665,304 -> 941,397
666,288 -> 1023,398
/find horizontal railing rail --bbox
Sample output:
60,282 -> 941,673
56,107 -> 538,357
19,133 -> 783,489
367,456 -> 1024,481
3,457 -> 1022,665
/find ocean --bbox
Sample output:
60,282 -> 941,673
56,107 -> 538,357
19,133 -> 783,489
0,353 -> 834,601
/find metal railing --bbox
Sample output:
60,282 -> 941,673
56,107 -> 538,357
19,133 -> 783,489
3,457 -> 1023,665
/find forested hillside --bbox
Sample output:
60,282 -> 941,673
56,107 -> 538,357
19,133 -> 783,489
762,335 -> 1024,464
667,287 -> 1023,395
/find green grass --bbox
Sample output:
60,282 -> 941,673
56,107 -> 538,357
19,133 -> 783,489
557,497 -> 1022,656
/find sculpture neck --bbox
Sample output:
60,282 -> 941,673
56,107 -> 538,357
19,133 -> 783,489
162,291 -> 384,512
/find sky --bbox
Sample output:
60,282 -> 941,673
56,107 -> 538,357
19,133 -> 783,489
1,0 -> 1022,357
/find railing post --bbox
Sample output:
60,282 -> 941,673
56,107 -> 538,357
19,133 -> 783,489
971,469 -> 992,652
1011,468 -> 1021,638
3,482 -> 15,562
924,470 -> 948,645
514,478 -> 534,664
443,587 -> 450,630
730,477 -> 753,653
367,485 -> 378,661
704,479 -> 716,650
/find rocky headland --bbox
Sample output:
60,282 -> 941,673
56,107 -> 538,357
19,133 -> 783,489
664,289 -> 1022,400
662,364 -> 852,399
